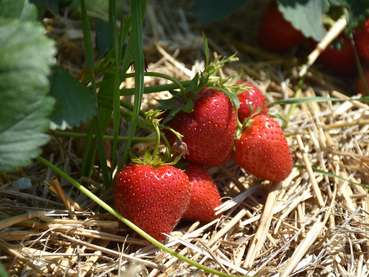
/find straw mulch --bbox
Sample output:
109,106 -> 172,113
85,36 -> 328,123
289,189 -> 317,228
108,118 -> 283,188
1,1 -> 369,276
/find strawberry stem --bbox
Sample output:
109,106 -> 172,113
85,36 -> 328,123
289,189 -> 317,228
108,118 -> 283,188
152,119 -> 161,158
121,80 -> 193,96
124,71 -> 186,94
51,130 -> 156,142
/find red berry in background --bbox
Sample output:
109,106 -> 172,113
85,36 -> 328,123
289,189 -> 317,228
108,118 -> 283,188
258,1 -> 305,52
169,88 -> 237,166
183,164 -> 221,222
354,19 -> 369,64
235,115 -> 293,183
356,69 -> 369,96
238,81 -> 268,122
114,164 -> 191,241
318,35 -> 356,75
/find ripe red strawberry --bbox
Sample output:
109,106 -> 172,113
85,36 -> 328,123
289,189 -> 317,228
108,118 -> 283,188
356,69 -> 369,96
354,19 -> 369,64
235,115 -> 292,183
318,35 -> 356,75
238,81 -> 268,122
114,164 -> 191,241
169,88 -> 237,166
258,1 -> 305,52
183,164 -> 221,222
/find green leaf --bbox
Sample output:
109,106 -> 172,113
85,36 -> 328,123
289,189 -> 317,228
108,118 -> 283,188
49,67 -> 97,130
194,0 -> 248,24
96,18 -> 113,57
0,0 -> 38,21
341,1 -> 369,30
278,0 -> 327,41
0,19 -> 55,172
0,263 -> 7,277
30,0 -> 61,16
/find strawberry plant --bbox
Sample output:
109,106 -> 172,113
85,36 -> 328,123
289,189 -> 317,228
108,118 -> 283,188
114,111 -> 192,241
5,0 -> 369,276
0,0 -> 250,275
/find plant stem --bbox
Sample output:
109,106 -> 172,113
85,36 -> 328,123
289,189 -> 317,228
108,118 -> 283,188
121,80 -> 193,96
36,156 -> 242,277
51,130 -> 155,142
124,71 -> 186,93
152,121 -> 161,158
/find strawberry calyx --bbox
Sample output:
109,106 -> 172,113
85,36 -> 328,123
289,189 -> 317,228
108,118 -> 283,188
159,42 -> 245,122
236,116 -> 253,140
131,110 -> 185,167
199,53 -> 245,109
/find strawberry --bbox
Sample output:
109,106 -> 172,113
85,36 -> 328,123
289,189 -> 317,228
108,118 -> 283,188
169,88 -> 237,166
237,81 -> 268,122
258,1 -> 305,52
356,69 -> 369,96
235,115 -> 292,183
354,19 -> 369,64
114,164 -> 191,241
183,164 -> 221,222
318,35 -> 356,75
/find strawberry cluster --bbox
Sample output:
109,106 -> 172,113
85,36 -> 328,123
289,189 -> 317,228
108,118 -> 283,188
114,78 -> 293,241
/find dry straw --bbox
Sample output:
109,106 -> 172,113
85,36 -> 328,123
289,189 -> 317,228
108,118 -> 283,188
1,1 -> 369,276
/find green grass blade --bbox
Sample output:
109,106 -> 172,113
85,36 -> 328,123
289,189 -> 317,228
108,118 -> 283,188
121,0 -> 146,166
80,0 -> 111,185
109,0 -> 121,169
270,96 -> 369,106
81,126 -> 96,177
